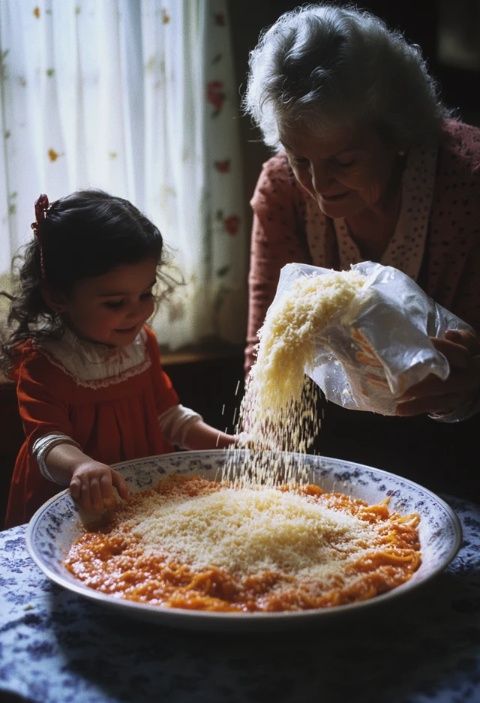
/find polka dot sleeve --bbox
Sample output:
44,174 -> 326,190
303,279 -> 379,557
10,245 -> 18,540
425,120 -> 480,333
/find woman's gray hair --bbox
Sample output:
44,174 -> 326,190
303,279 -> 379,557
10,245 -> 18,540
243,3 -> 451,149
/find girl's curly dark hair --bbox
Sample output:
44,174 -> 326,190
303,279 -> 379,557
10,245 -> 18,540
1,189 -> 176,375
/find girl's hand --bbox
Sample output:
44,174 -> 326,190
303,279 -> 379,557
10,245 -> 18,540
235,431 -> 279,451
70,461 -> 129,514
183,420 -> 237,450
396,330 -> 480,418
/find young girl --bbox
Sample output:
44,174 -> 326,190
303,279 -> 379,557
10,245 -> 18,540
2,190 -> 235,528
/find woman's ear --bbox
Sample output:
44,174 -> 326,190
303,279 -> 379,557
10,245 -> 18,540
40,283 -> 68,314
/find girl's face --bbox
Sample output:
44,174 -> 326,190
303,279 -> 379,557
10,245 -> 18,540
279,123 -> 401,220
55,258 -> 158,347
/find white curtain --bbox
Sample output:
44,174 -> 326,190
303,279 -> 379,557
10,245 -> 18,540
0,0 -> 247,348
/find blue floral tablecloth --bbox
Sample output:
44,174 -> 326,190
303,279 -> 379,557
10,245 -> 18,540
1,495 -> 479,703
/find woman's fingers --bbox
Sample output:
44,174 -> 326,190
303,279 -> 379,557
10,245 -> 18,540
444,329 -> 480,354
431,337 -> 469,368
400,368 -> 473,402
396,391 -> 462,416
396,331 -> 480,417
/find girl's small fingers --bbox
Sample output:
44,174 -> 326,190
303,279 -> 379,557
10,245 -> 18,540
89,477 -> 103,511
79,479 -> 93,513
112,471 -> 130,500
99,472 -> 120,510
70,478 -> 80,499
99,472 -> 113,500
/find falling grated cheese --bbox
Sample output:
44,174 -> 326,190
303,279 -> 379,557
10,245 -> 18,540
226,269 -> 367,486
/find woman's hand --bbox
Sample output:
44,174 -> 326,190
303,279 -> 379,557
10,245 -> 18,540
396,330 -> 480,418
70,460 -> 129,514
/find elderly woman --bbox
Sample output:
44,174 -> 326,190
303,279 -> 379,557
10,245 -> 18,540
244,3 -> 480,424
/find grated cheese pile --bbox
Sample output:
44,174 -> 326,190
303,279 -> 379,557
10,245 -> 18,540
123,483 -> 377,582
226,269 -> 366,486
126,488 -> 374,578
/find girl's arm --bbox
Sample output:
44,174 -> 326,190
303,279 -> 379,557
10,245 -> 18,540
45,443 -> 129,514
182,419 -> 236,450
159,404 -> 236,450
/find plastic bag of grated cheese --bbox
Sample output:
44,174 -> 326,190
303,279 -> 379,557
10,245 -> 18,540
265,261 -> 473,416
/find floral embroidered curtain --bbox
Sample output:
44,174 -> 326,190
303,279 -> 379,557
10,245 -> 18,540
0,0 -> 247,349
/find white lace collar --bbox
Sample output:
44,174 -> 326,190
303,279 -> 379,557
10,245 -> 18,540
38,327 -> 151,388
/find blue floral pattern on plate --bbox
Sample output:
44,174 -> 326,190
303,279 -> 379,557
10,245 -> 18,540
26,449 -> 462,632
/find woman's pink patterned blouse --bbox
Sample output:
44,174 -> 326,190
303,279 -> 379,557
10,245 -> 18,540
246,120 -> 480,371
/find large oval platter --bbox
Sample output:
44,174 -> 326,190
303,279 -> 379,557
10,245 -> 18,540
26,449 -> 462,631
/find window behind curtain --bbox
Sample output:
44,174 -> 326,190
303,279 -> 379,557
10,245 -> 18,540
0,0 -> 247,349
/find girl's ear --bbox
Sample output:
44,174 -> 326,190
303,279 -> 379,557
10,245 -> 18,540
40,283 -> 68,313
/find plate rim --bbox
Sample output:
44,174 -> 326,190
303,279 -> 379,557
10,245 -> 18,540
26,450 -> 463,626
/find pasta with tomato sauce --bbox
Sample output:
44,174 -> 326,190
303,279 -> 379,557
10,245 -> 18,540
64,474 -> 421,612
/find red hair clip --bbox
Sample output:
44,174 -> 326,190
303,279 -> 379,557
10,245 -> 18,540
31,193 -> 50,278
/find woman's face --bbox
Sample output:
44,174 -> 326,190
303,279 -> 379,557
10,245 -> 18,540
279,123 -> 401,219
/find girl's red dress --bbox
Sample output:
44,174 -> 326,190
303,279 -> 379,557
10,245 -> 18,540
5,325 -> 178,527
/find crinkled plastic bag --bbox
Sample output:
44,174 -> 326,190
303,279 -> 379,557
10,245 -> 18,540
274,261 -> 473,415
